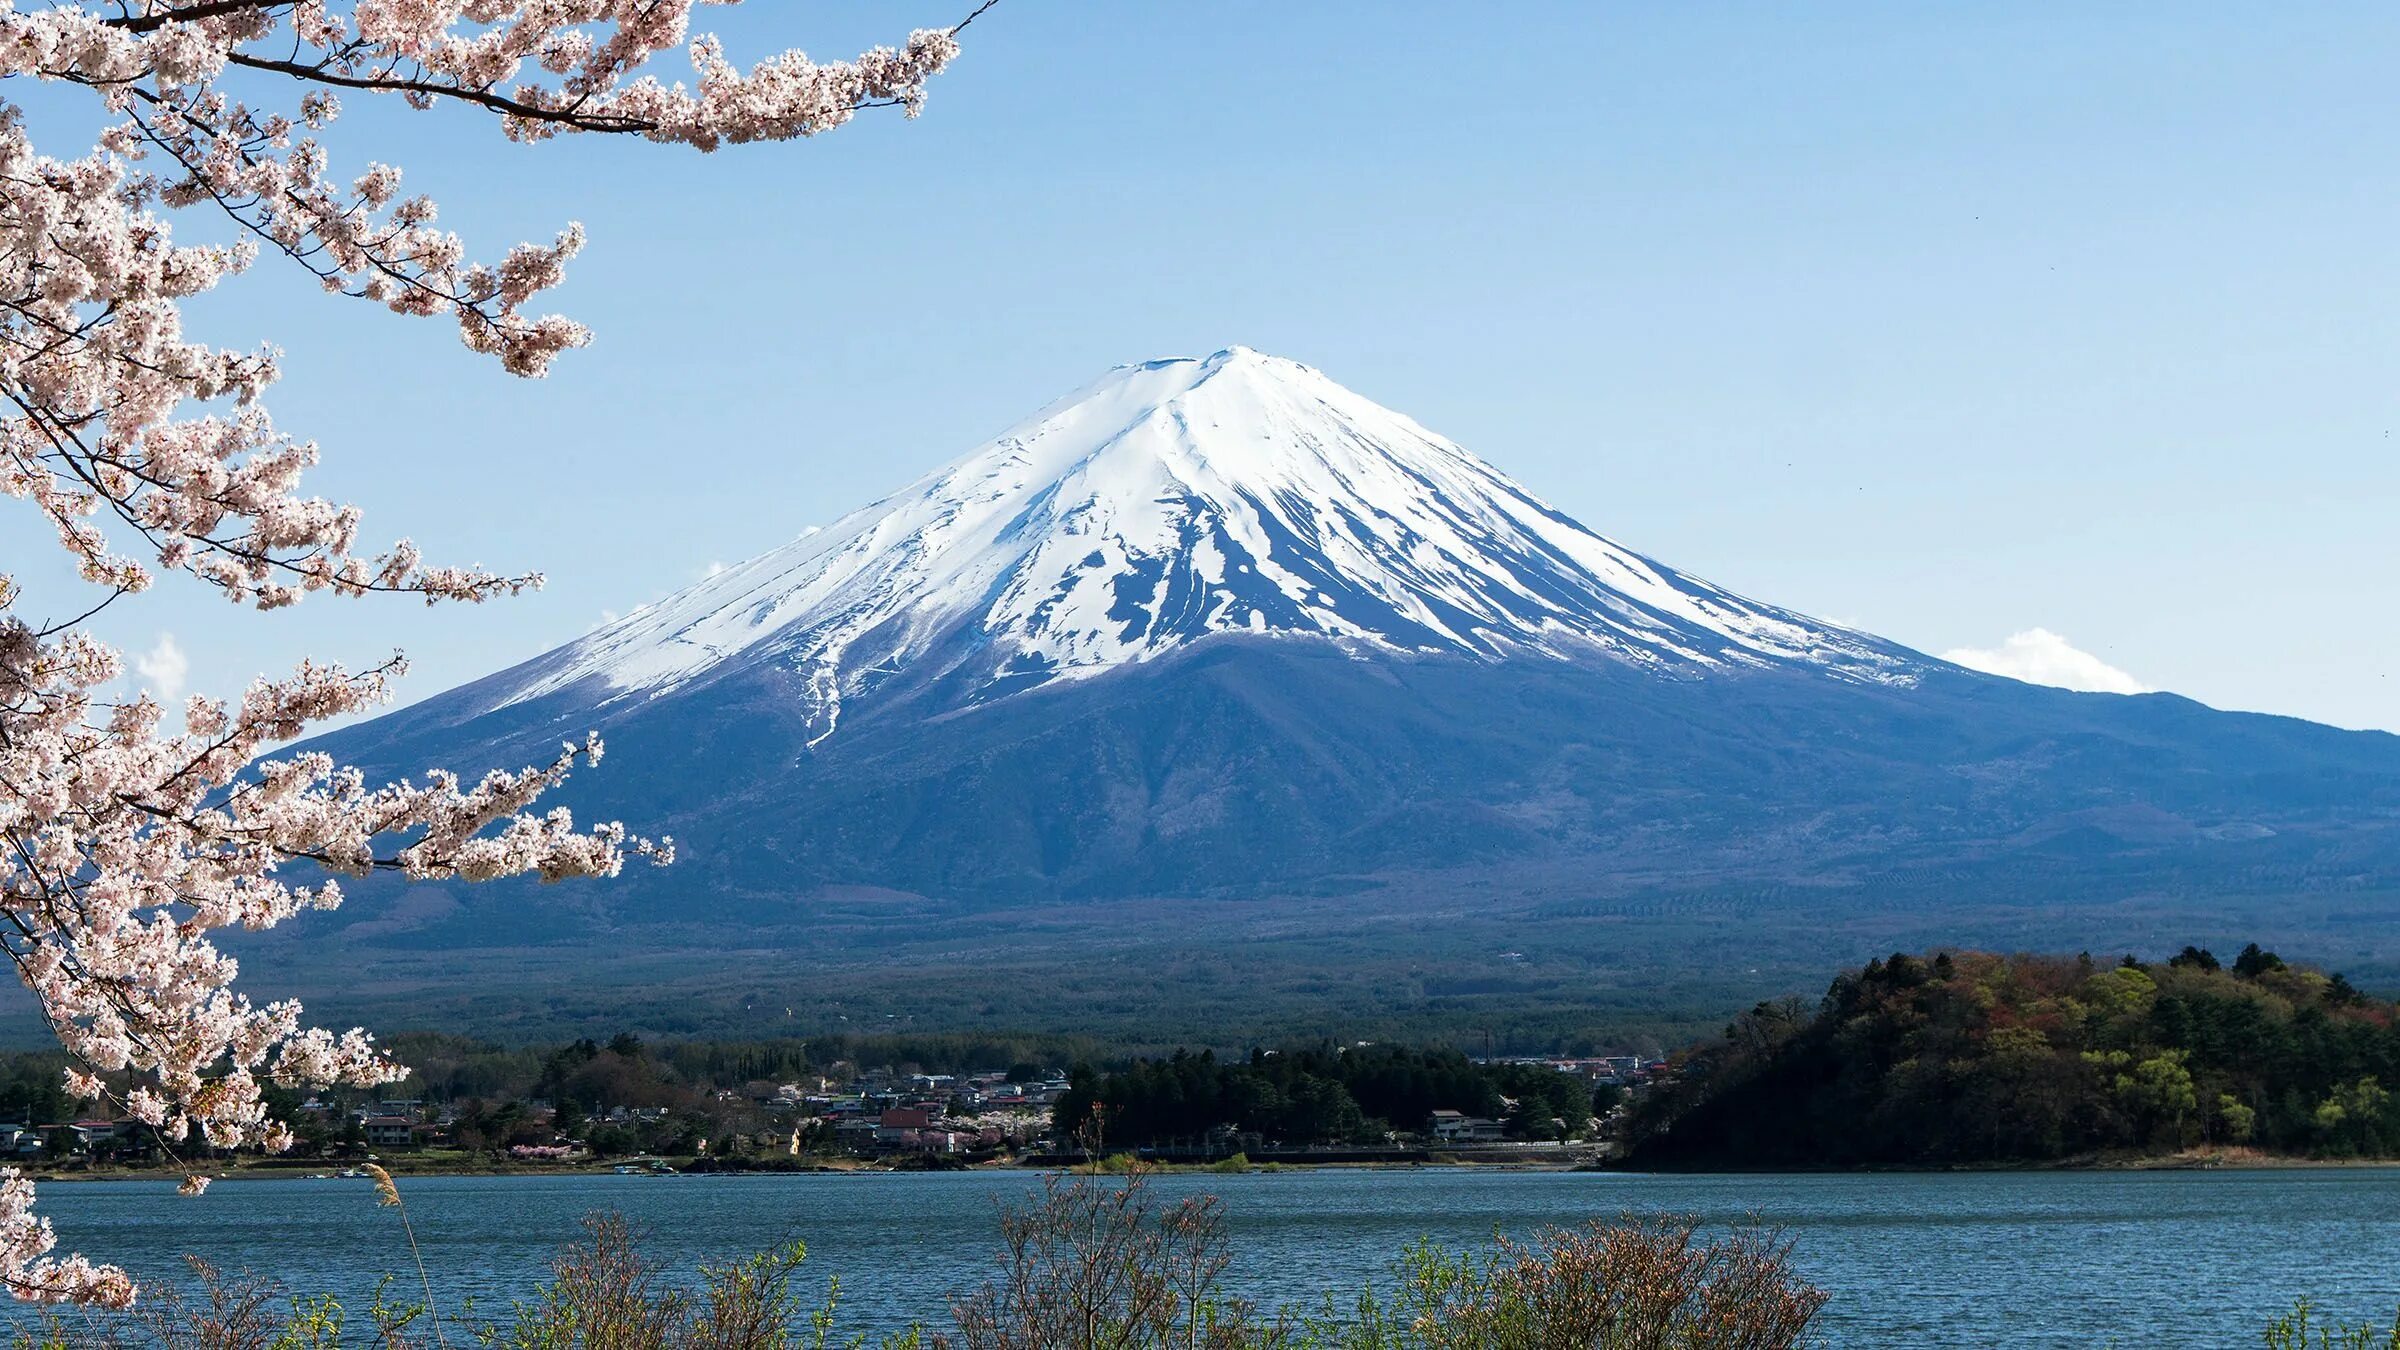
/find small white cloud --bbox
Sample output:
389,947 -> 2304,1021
702,561 -> 727,579
1941,628 -> 2149,695
593,609 -> 621,630
133,633 -> 188,703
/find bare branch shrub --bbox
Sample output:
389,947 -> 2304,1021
476,1212 -> 901,1350
940,1169 -> 1286,1350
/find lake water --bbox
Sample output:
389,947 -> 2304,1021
9,1168 -> 2399,1345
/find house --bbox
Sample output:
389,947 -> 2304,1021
361,1115 -> 417,1148
876,1108 -> 932,1146
1428,1111 -> 1506,1144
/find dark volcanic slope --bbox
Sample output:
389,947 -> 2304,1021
271,633 -> 2400,1044
333,635 -> 2400,911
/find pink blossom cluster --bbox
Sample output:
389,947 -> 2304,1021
1,597 -> 672,1302
0,0 -> 977,1307
0,1172 -> 136,1308
0,0 -> 967,371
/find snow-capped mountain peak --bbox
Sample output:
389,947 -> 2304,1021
497,348 -> 1915,737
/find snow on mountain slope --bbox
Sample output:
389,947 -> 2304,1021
497,347 -> 1919,739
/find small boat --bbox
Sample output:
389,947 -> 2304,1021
336,1167 -> 367,1179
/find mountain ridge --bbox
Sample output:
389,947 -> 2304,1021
264,350 -> 2400,1041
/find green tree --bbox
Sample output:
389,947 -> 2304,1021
2234,944 -> 2287,978
2314,1078 -> 2393,1156
2116,1051 -> 2198,1147
2215,1094 -> 2257,1145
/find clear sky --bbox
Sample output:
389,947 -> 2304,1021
38,2 -> 2400,732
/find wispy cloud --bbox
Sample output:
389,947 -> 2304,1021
1940,628 -> 2149,695
133,633 -> 189,703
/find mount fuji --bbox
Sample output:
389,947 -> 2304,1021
493,347 -> 1919,734
284,349 -> 2400,1040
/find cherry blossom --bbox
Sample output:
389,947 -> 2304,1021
0,0 -> 983,1304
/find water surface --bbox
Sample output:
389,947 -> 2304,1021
12,1168 -> 2398,1346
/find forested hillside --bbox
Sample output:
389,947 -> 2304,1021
1624,945 -> 2400,1166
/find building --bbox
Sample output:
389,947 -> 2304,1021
361,1115 -> 417,1149
1428,1111 -> 1506,1144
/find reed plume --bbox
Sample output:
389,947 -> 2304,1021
363,1164 -> 446,1348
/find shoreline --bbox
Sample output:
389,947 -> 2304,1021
1602,1149 -> 2400,1175
24,1147 -> 2400,1185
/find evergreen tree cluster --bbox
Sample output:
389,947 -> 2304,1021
1054,1043 -> 1598,1148
1624,944 -> 2400,1166
0,1052 -> 71,1125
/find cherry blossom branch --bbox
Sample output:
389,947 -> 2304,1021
0,0 -> 990,1307
105,2 -> 293,35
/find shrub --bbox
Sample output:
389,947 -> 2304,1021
1298,1214 -> 1825,1350
940,1171 -> 1284,1349
939,1172 -> 1826,1350
478,1213 -> 912,1349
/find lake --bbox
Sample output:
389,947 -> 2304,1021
9,1168 -> 2399,1345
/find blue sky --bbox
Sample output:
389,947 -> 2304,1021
37,3 -> 2400,732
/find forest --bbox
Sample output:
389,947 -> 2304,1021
1053,1043 -> 1603,1147
1623,943 -> 2400,1166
